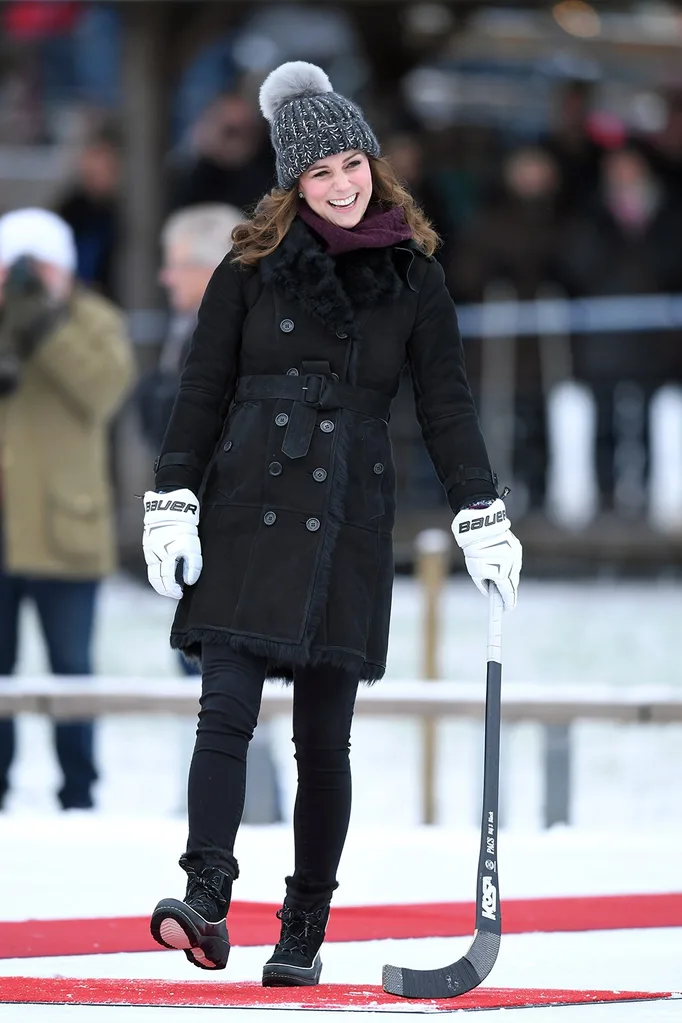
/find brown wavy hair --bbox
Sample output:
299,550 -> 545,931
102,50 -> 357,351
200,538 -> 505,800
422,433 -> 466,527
230,154 -> 440,266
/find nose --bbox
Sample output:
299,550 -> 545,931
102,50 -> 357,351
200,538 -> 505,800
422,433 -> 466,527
331,169 -> 352,193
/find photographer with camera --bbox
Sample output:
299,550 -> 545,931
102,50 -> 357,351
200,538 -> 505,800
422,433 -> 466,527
0,208 -> 135,811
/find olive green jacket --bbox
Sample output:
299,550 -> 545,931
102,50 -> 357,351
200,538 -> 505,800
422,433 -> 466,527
0,287 -> 135,578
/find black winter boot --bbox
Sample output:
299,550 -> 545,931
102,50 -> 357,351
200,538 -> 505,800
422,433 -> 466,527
150,865 -> 232,970
262,895 -> 331,987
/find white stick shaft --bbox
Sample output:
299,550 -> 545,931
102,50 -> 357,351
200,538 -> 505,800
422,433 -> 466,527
487,586 -> 503,663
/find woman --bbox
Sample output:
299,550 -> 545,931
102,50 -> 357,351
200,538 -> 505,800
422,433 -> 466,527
143,62 -> 522,986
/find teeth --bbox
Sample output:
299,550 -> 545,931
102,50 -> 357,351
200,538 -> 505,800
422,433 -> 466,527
329,194 -> 357,207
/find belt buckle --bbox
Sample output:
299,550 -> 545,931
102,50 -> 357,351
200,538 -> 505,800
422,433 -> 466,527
301,374 -> 327,408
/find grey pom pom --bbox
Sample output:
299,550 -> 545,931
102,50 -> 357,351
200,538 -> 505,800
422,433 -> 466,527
259,61 -> 333,122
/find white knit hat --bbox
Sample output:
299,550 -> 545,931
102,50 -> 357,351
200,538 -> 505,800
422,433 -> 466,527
0,208 -> 76,273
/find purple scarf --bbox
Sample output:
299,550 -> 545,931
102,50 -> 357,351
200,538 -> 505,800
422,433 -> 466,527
298,201 -> 413,256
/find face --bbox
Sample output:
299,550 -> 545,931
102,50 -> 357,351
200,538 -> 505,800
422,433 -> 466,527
158,239 -> 214,314
80,144 -> 120,197
603,150 -> 650,191
504,150 -> 559,199
0,259 -> 72,304
298,150 -> 373,227
198,96 -> 262,167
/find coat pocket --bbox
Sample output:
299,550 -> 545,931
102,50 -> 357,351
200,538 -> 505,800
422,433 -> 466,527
362,419 -> 388,521
47,487 -> 106,560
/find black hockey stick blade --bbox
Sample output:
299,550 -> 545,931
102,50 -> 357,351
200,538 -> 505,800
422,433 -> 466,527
382,587 -> 504,999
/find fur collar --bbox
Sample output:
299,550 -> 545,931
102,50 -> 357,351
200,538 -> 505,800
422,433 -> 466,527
260,217 -> 415,338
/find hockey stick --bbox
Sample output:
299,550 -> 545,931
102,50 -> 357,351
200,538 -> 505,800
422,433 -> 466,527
382,584 -> 504,999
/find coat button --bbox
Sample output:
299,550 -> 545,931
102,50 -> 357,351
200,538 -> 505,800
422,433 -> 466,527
223,440 -> 232,452
336,329 -> 348,339
320,420 -> 334,433
268,461 -> 283,476
275,413 -> 289,426
306,517 -> 321,532
264,511 -> 277,526
286,367 -> 299,376
280,318 -> 294,332
373,462 -> 385,474
312,468 -> 327,482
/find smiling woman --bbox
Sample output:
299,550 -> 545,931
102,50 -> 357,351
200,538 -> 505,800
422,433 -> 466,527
298,150 -> 373,227
142,58 -> 521,991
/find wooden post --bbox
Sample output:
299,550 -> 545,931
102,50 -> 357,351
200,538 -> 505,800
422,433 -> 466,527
415,529 -> 451,824
116,2 -> 171,550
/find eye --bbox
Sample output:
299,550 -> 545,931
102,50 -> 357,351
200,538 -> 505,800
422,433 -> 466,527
312,169 -> 328,178
346,159 -> 362,169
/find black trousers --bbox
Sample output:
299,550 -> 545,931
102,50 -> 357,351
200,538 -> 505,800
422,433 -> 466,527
183,644 -> 359,899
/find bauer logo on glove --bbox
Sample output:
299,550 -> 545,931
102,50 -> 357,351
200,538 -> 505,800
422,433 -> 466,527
144,497 -> 198,515
457,508 -> 506,533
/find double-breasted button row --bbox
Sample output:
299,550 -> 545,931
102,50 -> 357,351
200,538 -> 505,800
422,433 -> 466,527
263,511 -> 321,532
320,420 -> 334,433
335,329 -> 348,339
373,462 -> 384,475
275,413 -> 289,427
312,468 -> 327,483
286,367 -> 299,376
223,440 -> 232,452
269,461 -> 282,476
280,318 -> 294,333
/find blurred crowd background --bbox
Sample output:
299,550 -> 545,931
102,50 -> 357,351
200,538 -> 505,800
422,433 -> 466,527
2,0 -> 682,578
1,0 -> 682,819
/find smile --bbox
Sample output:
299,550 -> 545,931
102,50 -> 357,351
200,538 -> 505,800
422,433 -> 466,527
328,194 -> 358,209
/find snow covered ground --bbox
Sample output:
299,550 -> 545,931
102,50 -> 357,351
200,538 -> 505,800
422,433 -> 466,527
1,820 -> 681,1020
1,574 -> 681,1018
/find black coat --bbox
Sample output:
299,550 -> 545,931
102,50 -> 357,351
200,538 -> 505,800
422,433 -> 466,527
155,218 -> 497,682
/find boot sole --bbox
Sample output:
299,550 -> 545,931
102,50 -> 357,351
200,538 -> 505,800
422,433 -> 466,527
262,954 -> 322,987
150,899 -> 230,971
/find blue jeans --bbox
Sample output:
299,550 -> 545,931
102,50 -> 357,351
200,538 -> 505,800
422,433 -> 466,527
0,555 -> 100,809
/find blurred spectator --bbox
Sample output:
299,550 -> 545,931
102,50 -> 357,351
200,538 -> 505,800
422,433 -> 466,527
136,203 -> 244,454
135,203 -> 242,678
544,79 -> 604,214
383,132 -> 453,266
0,208 -> 135,810
55,125 -> 121,301
557,146 -> 682,512
167,93 -> 274,214
642,91 -> 682,197
451,146 -> 565,508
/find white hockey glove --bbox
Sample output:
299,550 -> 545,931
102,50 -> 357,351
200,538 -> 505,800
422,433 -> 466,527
142,488 -> 202,599
451,498 -> 522,611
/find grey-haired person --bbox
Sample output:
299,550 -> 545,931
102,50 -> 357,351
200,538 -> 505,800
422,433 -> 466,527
143,63 -> 522,984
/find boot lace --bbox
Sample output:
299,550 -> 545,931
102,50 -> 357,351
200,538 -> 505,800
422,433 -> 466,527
186,872 -> 228,921
274,906 -> 326,957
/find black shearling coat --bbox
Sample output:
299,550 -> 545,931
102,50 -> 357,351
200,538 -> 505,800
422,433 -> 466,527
154,217 -> 498,682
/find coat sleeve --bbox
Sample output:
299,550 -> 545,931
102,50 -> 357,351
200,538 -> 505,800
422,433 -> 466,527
154,256 -> 250,494
30,296 -> 135,423
406,259 -> 499,513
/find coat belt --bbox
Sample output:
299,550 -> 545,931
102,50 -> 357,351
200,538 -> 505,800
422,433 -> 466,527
234,374 -> 391,459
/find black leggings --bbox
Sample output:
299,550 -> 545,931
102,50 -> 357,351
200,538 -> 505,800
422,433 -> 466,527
183,644 -> 359,898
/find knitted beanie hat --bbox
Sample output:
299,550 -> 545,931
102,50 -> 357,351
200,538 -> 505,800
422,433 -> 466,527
259,61 -> 380,189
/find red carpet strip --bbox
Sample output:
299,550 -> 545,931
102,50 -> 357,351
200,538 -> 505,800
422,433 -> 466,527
0,977 -> 677,1011
1,893 -> 681,960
